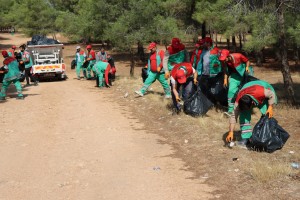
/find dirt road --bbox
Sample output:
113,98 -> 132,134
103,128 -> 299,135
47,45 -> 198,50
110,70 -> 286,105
0,67 -> 214,199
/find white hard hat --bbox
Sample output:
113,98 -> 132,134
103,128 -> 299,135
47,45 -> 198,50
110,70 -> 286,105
76,46 -> 80,49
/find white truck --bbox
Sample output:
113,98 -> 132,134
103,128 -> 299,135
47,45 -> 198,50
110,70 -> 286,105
27,44 -> 66,81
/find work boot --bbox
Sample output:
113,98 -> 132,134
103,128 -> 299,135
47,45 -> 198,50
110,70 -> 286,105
165,94 -> 171,99
16,95 -> 24,100
135,91 -> 144,97
77,77 -> 81,80
34,81 -> 38,86
24,83 -> 30,87
236,139 -> 249,149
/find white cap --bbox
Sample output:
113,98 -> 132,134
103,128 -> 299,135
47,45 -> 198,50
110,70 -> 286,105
76,46 -> 80,49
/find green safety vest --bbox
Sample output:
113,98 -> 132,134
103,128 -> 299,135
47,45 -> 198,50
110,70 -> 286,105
167,50 -> 187,71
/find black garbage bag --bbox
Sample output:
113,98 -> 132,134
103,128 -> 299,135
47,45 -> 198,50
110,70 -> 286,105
141,67 -> 148,83
82,60 -> 89,68
19,73 -> 25,82
184,86 -> 213,117
71,59 -> 76,69
0,73 -> 3,83
27,35 -> 60,45
249,115 -> 290,153
208,73 -> 228,107
15,52 -> 25,71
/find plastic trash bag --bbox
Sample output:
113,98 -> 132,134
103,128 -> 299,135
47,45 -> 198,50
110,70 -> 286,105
249,115 -> 290,153
184,86 -> 213,117
208,73 -> 228,107
82,60 -> 89,68
71,59 -> 76,70
27,35 -> 60,45
141,67 -> 148,83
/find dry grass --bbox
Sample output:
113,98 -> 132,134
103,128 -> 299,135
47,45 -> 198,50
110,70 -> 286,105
249,160 -> 293,183
110,65 -> 300,199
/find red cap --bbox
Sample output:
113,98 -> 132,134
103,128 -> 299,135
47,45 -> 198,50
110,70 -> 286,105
176,69 -> 187,84
86,45 -> 92,49
171,38 -> 181,48
204,37 -> 213,44
12,45 -> 16,49
195,39 -> 205,47
219,49 -> 230,61
148,42 -> 156,50
2,50 -> 8,57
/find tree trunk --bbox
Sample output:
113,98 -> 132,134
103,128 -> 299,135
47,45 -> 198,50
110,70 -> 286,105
226,38 -> 230,49
130,48 -> 135,77
275,43 -> 282,62
52,33 -> 57,40
137,41 -> 145,62
232,36 -> 236,52
255,50 -> 264,67
201,22 -> 206,38
214,31 -> 218,47
239,33 -> 242,49
277,0 -> 296,104
243,33 -> 246,43
293,43 -> 299,65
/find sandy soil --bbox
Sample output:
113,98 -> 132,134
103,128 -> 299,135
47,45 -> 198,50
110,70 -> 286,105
0,34 -> 215,199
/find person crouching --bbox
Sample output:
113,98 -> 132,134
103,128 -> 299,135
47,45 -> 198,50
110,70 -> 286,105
93,60 -> 111,88
170,62 -> 198,113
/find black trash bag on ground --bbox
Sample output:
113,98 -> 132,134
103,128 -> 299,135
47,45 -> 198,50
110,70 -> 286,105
184,86 -> 213,117
208,73 -> 228,107
249,115 -> 290,153
141,67 -> 148,83
71,59 -> 76,69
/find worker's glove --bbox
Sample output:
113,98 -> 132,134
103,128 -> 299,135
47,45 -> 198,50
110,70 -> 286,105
223,77 -> 228,87
226,131 -> 234,142
175,96 -> 181,103
266,105 -> 273,118
193,78 -> 198,85
165,72 -> 170,79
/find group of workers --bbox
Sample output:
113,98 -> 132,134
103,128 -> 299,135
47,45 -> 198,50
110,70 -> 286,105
0,44 -> 38,101
0,38 -> 277,148
74,45 -> 116,88
135,37 -> 277,148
